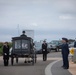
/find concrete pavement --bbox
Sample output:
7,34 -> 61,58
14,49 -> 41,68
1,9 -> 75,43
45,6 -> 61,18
51,60 -> 72,75
45,57 -> 76,75
0,52 -> 76,75
45,60 -> 61,75
0,56 -> 54,75
69,61 -> 76,75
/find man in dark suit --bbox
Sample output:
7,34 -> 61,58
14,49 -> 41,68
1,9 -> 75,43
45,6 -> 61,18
61,38 -> 69,69
42,40 -> 47,61
3,42 -> 9,66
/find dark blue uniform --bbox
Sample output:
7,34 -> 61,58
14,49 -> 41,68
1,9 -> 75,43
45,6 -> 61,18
42,43 -> 47,61
74,41 -> 76,47
61,43 -> 69,69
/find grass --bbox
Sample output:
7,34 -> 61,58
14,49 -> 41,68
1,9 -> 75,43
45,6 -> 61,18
0,47 -> 3,56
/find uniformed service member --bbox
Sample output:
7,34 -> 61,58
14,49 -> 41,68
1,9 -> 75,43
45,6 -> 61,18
61,38 -> 69,69
42,40 -> 47,61
3,42 -> 9,66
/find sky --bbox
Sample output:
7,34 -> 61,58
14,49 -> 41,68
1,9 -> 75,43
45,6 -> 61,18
0,0 -> 76,42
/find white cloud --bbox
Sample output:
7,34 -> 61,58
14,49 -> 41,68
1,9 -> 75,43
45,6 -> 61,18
53,0 -> 76,11
59,15 -> 75,20
0,0 -> 76,42
0,35 -> 12,42
31,23 -> 38,26
0,0 -> 50,5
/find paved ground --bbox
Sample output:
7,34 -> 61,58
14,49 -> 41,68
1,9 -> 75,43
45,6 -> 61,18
51,60 -> 72,75
38,51 -> 62,58
69,61 -> 76,75
0,56 -> 54,75
0,52 -> 74,75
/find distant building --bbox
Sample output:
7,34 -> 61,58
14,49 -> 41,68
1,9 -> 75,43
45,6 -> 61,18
23,30 -> 34,39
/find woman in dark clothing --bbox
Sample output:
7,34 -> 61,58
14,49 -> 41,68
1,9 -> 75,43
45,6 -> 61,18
3,42 -> 9,66
61,38 -> 69,69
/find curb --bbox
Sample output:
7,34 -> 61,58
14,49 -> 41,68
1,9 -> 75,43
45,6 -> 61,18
45,59 -> 61,75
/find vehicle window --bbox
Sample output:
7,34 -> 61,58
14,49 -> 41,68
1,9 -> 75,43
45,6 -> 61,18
51,41 -> 58,45
22,40 -> 29,49
15,40 -> 21,49
35,43 -> 42,47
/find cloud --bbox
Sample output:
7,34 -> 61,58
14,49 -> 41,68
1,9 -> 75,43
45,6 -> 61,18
59,15 -> 75,20
0,0 -> 76,42
0,0 -> 50,5
51,0 -> 76,18
0,35 -> 13,42
31,23 -> 38,26
53,0 -> 76,11
34,29 -> 76,42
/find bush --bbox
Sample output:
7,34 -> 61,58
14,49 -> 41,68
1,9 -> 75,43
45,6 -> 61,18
0,48 -> 3,55
0,42 -> 12,55
0,42 -> 3,55
9,42 -> 12,48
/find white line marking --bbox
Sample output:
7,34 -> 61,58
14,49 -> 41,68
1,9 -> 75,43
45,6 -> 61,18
45,59 -> 61,75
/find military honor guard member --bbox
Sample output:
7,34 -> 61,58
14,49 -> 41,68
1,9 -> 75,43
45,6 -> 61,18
61,38 -> 69,69
42,40 -> 47,61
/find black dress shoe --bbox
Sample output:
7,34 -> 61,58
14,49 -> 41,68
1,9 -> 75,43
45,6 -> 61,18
61,66 -> 64,68
63,67 -> 69,69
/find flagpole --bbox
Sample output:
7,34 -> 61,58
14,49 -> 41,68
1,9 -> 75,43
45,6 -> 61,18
17,24 -> 20,36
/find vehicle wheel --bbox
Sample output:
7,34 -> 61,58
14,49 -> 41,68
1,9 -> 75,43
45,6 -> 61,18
11,56 -> 14,66
3,60 -> 6,66
35,53 -> 37,63
50,49 -> 51,52
32,55 -> 34,65
16,57 -> 18,63
56,48 -> 59,52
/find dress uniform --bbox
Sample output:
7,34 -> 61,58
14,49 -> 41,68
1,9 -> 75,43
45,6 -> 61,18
3,42 -> 9,66
74,41 -> 76,47
42,41 -> 47,61
61,38 -> 69,69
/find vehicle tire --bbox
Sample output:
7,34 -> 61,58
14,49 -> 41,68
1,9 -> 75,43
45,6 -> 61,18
16,57 -> 18,63
11,57 -> 14,66
32,55 -> 34,65
35,53 -> 37,63
56,48 -> 59,52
